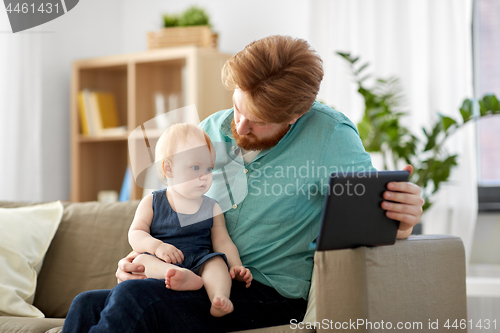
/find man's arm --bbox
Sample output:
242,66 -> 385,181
324,123 -> 424,239
322,122 -> 424,239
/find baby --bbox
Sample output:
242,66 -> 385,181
128,123 -> 252,317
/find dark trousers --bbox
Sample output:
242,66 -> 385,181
62,278 -> 307,333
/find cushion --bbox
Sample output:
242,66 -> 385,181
0,201 -> 64,317
0,316 -> 64,333
33,201 -> 139,318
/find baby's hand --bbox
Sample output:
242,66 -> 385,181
155,243 -> 184,264
230,266 -> 252,288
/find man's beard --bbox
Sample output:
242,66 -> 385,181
230,118 -> 290,151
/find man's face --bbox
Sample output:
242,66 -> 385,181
231,89 -> 296,151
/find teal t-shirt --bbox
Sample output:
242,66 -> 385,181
200,101 -> 374,300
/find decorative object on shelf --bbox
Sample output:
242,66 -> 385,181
147,6 -> 218,50
338,52 -> 500,211
97,191 -> 118,203
154,92 -> 183,131
119,167 -> 133,202
77,89 -> 127,137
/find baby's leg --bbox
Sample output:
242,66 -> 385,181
133,254 -> 171,279
199,256 -> 233,317
133,254 -> 203,291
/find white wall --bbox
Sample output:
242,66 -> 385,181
120,0 -> 312,55
35,0 -> 124,200
0,0 -> 125,201
471,213 -> 500,265
41,1 -> 125,200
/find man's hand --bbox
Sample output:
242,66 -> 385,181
116,251 -> 146,283
230,266 -> 253,288
383,165 -> 425,239
155,243 -> 184,264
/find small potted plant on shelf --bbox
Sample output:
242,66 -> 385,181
147,6 -> 218,50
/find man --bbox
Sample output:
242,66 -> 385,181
63,35 -> 423,333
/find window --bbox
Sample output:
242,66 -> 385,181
474,0 -> 500,211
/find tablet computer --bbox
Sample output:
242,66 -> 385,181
316,170 -> 410,251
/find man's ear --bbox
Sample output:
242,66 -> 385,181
288,114 -> 303,125
163,160 -> 173,178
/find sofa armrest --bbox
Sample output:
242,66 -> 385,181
314,235 -> 467,332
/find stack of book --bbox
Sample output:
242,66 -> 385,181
77,89 -> 127,137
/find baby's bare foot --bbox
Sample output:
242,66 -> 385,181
210,296 -> 234,317
165,268 -> 203,291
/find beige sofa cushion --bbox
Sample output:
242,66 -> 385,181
32,201 -> 139,318
0,317 -> 64,333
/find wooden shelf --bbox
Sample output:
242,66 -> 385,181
70,47 -> 233,202
78,135 -> 129,142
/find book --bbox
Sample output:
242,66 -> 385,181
77,90 -> 126,137
77,91 -> 89,135
154,92 -> 168,131
89,92 -> 104,134
77,89 -> 96,136
91,92 -> 120,129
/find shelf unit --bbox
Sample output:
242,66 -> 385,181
70,46 -> 233,202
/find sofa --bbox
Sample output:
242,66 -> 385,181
0,200 -> 468,333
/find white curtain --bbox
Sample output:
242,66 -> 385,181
308,0 -> 477,263
0,12 -> 43,201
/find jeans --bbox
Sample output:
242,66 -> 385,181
62,278 -> 307,333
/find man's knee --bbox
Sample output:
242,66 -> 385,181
108,279 -> 210,321
112,279 -> 182,304
112,279 -> 158,301
69,290 -> 109,313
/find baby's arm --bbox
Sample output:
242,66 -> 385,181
211,204 -> 252,287
128,194 -> 183,264
128,194 -> 162,254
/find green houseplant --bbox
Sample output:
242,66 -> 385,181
162,6 -> 211,28
337,52 -> 500,211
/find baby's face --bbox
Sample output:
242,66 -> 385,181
168,140 -> 214,200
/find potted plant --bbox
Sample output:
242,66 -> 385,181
337,52 -> 500,212
148,6 -> 218,50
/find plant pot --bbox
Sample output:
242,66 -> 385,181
147,26 -> 218,50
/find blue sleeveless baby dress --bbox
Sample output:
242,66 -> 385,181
149,189 -> 228,275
